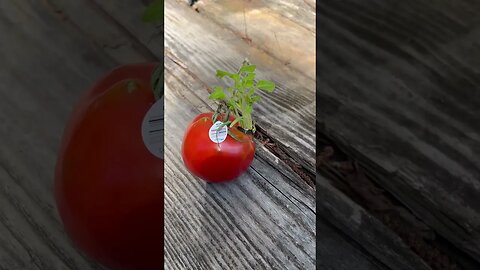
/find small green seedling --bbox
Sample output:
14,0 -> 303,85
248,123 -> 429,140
209,59 -> 275,134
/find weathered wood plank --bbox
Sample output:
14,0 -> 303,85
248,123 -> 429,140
165,57 -> 389,270
0,194 -> 43,270
242,0 -> 315,33
91,0 -> 317,174
316,174 -> 431,270
192,0 -> 315,80
0,0 -> 154,269
318,0 -> 480,263
42,0 -> 157,63
192,0 -> 315,33
0,167 -> 80,270
257,0 -> 315,32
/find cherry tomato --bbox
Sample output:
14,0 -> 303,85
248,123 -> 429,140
55,63 -> 164,270
181,112 -> 255,182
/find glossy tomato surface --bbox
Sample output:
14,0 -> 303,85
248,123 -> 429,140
182,112 -> 255,182
55,63 -> 164,270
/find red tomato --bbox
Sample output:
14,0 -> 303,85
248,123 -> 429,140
181,112 -> 255,182
55,63 -> 164,270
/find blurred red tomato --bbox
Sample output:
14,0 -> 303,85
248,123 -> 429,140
55,63 -> 164,270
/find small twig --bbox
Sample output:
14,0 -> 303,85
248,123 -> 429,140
243,6 -> 248,38
242,4 -> 251,43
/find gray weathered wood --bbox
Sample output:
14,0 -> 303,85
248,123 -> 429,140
318,0 -> 480,263
191,0 -> 315,80
316,174 -> 431,270
0,0 -> 155,269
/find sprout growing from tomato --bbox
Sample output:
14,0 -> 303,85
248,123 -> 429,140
181,60 -> 275,182
209,59 -> 275,134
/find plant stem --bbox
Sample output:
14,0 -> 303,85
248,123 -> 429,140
242,111 -> 252,130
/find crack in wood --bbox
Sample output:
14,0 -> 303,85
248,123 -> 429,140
251,166 -> 314,216
255,125 -> 316,190
316,130 -> 479,270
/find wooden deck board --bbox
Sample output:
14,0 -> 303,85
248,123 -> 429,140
0,0 -> 154,269
318,0 -> 480,264
316,174 -> 431,270
191,0 -> 315,80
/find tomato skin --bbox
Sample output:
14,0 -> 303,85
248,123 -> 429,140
55,63 -> 164,270
181,112 -> 255,182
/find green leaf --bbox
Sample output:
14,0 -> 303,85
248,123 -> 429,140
251,95 -> 261,103
209,86 -> 225,100
245,73 -> 256,80
244,79 -> 254,88
228,74 -> 241,90
230,73 -> 240,82
257,80 -> 275,92
239,65 -> 256,73
216,70 -> 232,78
142,0 -> 163,22
245,73 -> 255,87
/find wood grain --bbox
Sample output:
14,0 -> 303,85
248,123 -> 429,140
0,0 -> 154,269
191,0 -> 315,80
318,0 -> 480,263
316,174 -> 431,270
